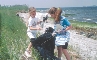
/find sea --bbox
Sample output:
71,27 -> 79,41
36,7 -> 97,24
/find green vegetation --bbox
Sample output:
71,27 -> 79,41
70,20 -> 97,28
70,20 -> 97,39
0,5 -> 28,60
0,5 -> 97,60
70,20 -> 97,34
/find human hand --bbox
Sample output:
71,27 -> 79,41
57,30 -> 65,34
37,27 -> 42,30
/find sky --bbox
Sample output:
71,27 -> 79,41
0,0 -> 97,8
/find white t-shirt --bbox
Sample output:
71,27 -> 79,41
27,16 -> 39,33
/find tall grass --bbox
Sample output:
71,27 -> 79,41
70,20 -> 97,28
1,5 -> 97,60
0,5 -> 28,60
70,20 -> 97,39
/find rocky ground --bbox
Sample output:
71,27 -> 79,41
18,13 -> 97,60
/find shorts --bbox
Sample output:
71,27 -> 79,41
55,31 -> 70,46
61,42 -> 68,49
30,38 -> 36,44
27,32 -> 37,43
27,32 -> 37,39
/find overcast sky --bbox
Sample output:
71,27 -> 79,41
0,0 -> 97,8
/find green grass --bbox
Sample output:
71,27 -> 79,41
0,5 -> 28,60
69,20 -> 97,34
70,20 -> 97,40
70,20 -> 97,28
0,5 -> 97,60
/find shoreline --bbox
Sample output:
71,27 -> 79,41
18,12 -> 97,60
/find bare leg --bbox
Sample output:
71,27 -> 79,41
25,42 -> 32,57
27,42 -> 32,51
57,46 -> 62,59
62,49 -> 70,60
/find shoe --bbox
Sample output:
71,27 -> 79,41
24,49 -> 31,57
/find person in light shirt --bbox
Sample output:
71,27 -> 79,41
25,7 -> 42,57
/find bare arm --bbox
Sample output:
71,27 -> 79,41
64,25 -> 72,31
29,26 -> 42,30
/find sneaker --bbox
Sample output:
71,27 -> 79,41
24,49 -> 31,57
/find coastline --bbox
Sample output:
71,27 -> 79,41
18,12 -> 97,60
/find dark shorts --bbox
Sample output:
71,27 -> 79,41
61,42 -> 68,49
30,38 -> 36,43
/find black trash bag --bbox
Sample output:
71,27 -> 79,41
31,27 -> 58,60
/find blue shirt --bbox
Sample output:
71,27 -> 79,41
54,16 -> 71,31
60,16 -> 71,29
55,16 -> 71,45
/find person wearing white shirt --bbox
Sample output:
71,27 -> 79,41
25,7 -> 42,57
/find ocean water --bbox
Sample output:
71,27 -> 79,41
62,7 -> 97,23
37,7 -> 97,24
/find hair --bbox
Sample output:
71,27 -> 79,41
26,7 -> 36,27
28,7 -> 36,16
48,7 -> 62,22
